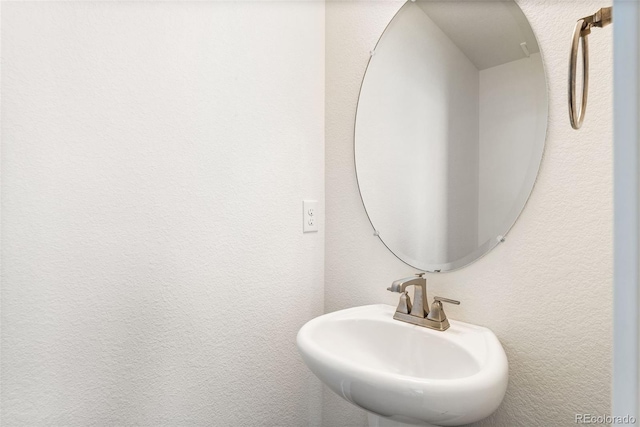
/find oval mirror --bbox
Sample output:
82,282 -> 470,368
355,0 -> 548,272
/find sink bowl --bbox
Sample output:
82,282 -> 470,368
297,304 -> 508,427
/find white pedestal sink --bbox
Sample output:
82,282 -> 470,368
297,305 -> 508,427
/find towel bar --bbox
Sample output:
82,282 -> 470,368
569,6 -> 612,130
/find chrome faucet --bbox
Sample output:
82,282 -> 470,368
387,273 -> 460,331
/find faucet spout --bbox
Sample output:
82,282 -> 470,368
387,273 -> 428,317
389,277 -> 425,293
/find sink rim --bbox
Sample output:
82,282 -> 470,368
297,304 -> 509,426
297,304 -> 507,388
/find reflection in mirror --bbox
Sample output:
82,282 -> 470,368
355,0 -> 548,272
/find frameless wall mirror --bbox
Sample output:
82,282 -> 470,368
355,0 -> 548,272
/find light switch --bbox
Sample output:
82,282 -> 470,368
303,200 -> 318,233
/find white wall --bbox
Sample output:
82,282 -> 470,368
325,1 -> 612,426
355,2 -> 479,269
0,2 -> 324,426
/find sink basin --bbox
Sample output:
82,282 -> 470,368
297,304 -> 508,427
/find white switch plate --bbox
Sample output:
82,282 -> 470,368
303,200 -> 318,233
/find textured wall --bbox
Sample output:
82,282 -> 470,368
1,2 -> 324,426
325,1 -> 612,426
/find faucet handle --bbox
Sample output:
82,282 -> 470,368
415,272 -> 426,277
396,291 -> 412,314
433,296 -> 460,305
427,296 -> 460,323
